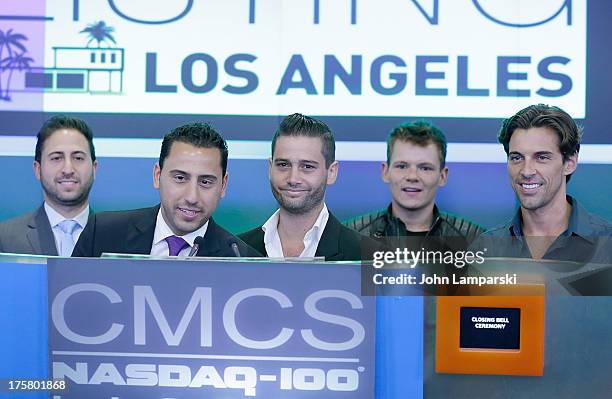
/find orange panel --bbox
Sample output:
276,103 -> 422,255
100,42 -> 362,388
435,285 -> 545,376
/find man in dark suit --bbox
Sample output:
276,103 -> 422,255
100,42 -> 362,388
239,113 -> 375,261
0,116 -> 97,256
73,122 -> 259,258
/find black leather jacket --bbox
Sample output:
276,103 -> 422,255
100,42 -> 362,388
343,204 -> 485,245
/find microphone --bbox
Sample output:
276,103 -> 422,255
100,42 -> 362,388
227,237 -> 242,257
188,236 -> 205,257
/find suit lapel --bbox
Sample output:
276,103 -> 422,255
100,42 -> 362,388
27,206 -> 58,256
249,229 -> 267,256
315,213 -> 343,261
125,206 -> 158,255
197,218 -> 223,256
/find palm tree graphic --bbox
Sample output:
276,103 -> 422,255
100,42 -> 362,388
80,21 -> 116,47
0,28 -> 28,100
1,52 -> 33,100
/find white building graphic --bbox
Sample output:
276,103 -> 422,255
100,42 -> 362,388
14,46 -> 124,94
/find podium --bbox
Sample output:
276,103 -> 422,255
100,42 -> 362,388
0,254 -> 424,399
4,254 -> 610,398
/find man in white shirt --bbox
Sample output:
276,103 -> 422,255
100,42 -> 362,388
239,113 -> 375,261
73,122 -> 259,258
0,116 -> 97,256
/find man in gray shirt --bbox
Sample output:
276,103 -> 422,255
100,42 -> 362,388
474,104 -> 611,264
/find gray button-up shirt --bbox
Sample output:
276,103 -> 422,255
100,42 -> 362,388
474,196 -> 612,264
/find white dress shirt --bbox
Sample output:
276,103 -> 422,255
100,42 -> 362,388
150,209 -> 209,257
262,204 -> 329,258
45,202 -> 89,256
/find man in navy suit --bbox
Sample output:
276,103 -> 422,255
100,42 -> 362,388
0,115 -> 97,256
73,122 -> 259,258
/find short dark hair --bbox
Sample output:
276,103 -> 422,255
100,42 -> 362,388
35,115 -> 96,162
498,104 -> 582,182
271,113 -> 336,168
159,122 -> 228,176
387,121 -> 447,168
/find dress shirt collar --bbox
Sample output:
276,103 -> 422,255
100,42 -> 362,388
152,208 -> 209,249
508,195 -> 594,243
262,209 -> 281,246
44,202 -> 89,228
262,204 -> 329,257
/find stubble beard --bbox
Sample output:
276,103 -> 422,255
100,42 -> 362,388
271,181 -> 326,215
517,179 -> 563,212
42,172 -> 93,209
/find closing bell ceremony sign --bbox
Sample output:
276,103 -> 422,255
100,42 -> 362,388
1,0 -> 585,118
47,258 -> 375,398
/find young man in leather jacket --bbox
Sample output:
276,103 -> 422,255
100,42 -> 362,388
345,121 -> 484,247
